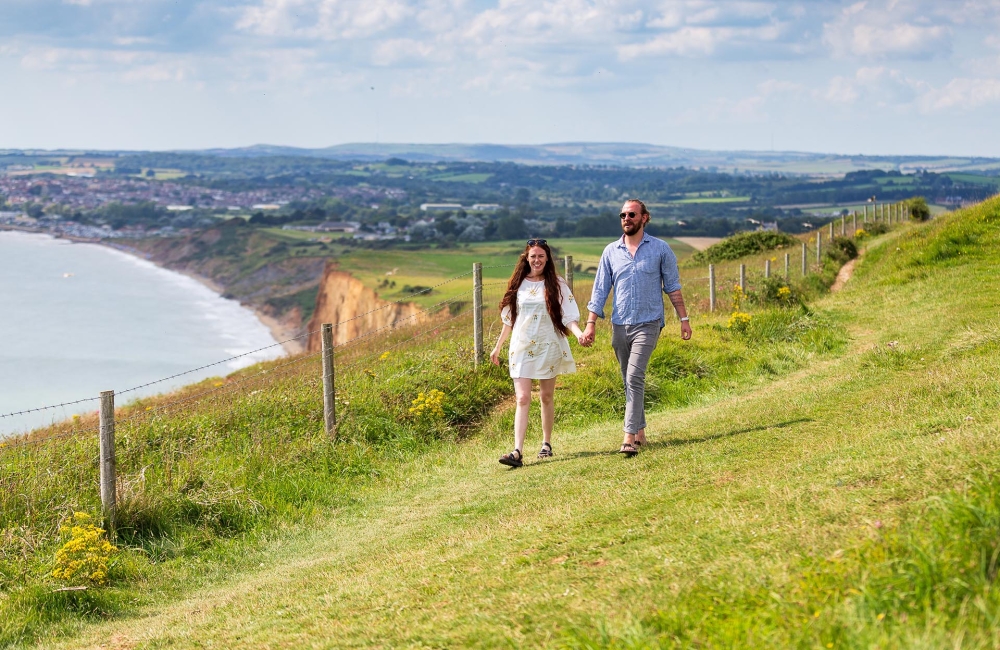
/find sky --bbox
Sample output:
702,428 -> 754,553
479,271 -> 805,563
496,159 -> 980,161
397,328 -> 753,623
1,0 -> 999,156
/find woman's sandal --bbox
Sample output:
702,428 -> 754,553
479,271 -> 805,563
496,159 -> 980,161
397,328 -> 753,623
537,442 -> 553,458
618,442 -> 638,457
499,449 -> 523,468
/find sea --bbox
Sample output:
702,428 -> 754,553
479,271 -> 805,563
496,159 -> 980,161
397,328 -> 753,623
0,231 -> 284,437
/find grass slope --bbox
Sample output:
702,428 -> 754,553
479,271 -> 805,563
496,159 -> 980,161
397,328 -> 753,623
9,197 -> 1000,647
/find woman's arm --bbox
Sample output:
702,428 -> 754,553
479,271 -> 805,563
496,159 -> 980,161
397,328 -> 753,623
490,323 -> 513,366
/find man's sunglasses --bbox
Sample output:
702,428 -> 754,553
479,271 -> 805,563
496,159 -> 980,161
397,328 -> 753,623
526,239 -> 547,246
619,211 -> 640,220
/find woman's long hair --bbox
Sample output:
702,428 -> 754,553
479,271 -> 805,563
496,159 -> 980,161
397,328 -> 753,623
499,241 -> 569,336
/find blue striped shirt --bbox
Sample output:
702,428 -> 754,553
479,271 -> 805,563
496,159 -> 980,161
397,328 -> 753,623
586,234 -> 682,327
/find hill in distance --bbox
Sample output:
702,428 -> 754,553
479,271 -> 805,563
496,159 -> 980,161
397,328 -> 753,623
196,142 -> 1000,175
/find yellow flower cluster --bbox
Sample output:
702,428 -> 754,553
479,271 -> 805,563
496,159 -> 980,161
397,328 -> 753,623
409,389 -> 446,419
777,286 -> 792,301
728,311 -> 753,331
855,228 -> 868,239
731,284 -> 746,312
379,351 -> 391,361
52,512 -> 117,586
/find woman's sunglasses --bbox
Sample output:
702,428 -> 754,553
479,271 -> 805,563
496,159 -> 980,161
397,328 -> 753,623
526,239 -> 547,246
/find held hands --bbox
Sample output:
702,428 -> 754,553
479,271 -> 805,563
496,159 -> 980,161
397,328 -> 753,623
578,322 -> 596,347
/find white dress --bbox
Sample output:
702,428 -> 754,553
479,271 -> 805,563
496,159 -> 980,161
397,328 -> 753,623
501,278 -> 580,379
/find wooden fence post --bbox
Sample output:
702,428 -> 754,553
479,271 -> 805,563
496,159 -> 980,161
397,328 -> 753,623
829,222 -> 834,240
864,204 -> 869,223
564,255 -> 573,293
473,262 -> 484,367
739,264 -> 746,293
764,259 -> 770,278
853,211 -> 857,234
841,216 -> 846,237
784,253 -> 790,280
321,323 -> 336,438
801,242 -> 807,276
709,264 -> 716,313
99,390 -> 116,534
816,231 -> 822,265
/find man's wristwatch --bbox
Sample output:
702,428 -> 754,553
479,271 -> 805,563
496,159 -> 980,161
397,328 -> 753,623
679,317 -> 690,322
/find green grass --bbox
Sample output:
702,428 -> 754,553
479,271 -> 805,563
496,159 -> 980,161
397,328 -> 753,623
6,197 -> 1000,647
668,196 -> 751,204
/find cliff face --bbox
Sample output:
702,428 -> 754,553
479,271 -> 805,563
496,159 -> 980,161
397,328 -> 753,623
307,263 -> 427,351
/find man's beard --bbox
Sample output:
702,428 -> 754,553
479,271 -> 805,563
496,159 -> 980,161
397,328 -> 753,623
622,220 -> 643,236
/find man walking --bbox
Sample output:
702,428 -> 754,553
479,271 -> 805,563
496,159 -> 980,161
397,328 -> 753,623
580,199 -> 692,456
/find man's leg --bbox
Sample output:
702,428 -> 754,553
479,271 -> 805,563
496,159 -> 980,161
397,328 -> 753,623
613,322 -> 660,442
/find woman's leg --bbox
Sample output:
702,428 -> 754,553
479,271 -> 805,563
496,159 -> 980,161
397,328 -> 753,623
538,377 -> 556,445
512,377 -> 533,454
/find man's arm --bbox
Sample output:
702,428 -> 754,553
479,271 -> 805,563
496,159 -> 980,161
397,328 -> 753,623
582,251 -> 613,346
660,245 -> 691,340
667,289 -> 692,341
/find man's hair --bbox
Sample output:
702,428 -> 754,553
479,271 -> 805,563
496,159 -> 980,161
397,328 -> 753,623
625,198 -> 649,216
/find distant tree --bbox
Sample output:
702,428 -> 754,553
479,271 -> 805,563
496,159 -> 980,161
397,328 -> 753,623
908,196 -> 931,221
496,214 -> 527,240
145,169 -> 156,177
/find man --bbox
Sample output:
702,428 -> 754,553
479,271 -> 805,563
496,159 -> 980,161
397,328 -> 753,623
580,199 -> 692,457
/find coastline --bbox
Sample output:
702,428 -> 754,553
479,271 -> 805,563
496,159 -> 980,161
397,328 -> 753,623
0,226 -> 303,355
102,241 -> 306,356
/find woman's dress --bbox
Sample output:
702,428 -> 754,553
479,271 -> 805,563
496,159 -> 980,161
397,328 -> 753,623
501,278 -> 580,379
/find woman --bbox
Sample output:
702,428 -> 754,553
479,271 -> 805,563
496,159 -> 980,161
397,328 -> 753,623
490,239 -> 585,467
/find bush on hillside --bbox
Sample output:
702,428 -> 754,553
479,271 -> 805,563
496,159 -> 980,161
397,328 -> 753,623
908,196 -> 932,221
692,231 -> 798,264
824,236 -> 858,266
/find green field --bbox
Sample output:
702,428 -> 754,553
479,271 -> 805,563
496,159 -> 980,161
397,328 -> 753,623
668,196 -> 751,204
7,199 -> 1000,647
331,237 -> 697,309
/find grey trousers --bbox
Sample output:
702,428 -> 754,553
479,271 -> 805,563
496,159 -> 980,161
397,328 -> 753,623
611,321 -> 661,434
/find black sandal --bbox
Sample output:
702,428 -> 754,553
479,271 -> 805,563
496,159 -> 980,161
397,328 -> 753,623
618,443 -> 638,457
499,449 -> 523,468
537,442 -> 553,458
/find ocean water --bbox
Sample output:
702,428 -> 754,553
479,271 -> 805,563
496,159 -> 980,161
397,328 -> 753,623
0,231 -> 284,437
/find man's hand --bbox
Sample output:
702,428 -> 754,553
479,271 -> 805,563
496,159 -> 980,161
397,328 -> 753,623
579,322 -> 596,347
680,321 -> 692,341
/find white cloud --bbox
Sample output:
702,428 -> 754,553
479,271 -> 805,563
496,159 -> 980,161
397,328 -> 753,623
822,1 -> 953,59
918,77 -> 1000,112
237,0 -> 413,40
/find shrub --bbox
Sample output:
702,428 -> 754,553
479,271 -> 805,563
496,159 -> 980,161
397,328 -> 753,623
52,512 -> 117,587
692,231 -> 798,264
830,237 -> 858,260
908,196 -> 931,221
752,276 -> 799,307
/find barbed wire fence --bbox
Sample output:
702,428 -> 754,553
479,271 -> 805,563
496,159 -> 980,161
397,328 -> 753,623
1,200 -> 911,530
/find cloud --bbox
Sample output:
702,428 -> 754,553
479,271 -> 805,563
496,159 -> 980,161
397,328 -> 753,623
822,1 -> 958,59
917,77 -> 1000,112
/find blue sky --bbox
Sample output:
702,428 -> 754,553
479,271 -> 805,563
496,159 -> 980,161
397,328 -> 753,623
1,0 -> 998,156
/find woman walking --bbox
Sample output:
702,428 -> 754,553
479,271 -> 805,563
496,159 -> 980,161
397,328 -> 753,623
490,239 -> 585,467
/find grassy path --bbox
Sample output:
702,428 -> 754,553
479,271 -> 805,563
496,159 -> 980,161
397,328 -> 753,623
47,203 -> 1000,647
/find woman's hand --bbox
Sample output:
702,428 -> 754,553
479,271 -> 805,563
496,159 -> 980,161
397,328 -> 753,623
490,346 -> 501,366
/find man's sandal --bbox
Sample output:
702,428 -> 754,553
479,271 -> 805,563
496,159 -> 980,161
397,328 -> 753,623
499,449 -> 523,468
537,442 -> 553,458
618,442 -> 638,457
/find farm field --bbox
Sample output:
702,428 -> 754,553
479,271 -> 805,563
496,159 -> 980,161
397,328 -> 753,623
14,196 -> 1000,648
330,237 -> 699,309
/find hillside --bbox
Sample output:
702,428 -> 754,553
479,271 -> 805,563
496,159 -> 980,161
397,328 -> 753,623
5,197 -> 1000,647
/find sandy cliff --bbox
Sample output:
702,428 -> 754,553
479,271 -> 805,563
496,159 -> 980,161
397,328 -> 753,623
307,263 -> 429,351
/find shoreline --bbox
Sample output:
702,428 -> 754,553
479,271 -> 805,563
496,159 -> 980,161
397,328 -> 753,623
101,241 -> 306,356
0,226 -> 303,355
